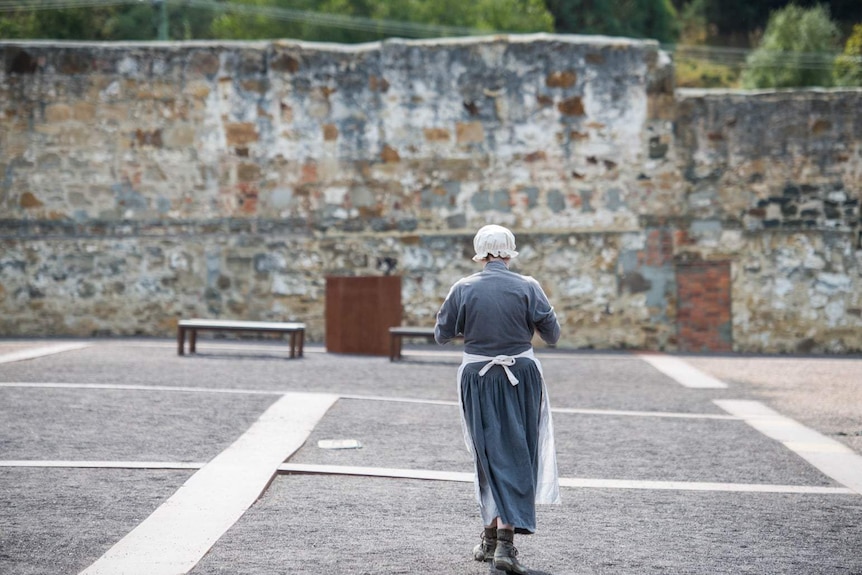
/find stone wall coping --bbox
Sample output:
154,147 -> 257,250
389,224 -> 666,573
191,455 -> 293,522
677,87 -> 862,98
0,33 -> 659,52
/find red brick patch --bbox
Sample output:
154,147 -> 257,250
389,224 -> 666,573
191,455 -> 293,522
676,261 -> 732,352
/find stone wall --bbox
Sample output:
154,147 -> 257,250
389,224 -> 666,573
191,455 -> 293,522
1,36 -> 860,353
671,89 -> 862,353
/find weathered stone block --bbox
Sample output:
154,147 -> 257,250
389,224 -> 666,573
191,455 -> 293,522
225,122 -> 259,146
423,127 -> 450,142
163,124 -> 197,148
456,121 -> 484,144
546,70 -> 577,88
44,104 -> 72,123
380,145 -> 400,163
19,191 -> 43,209
557,97 -> 585,116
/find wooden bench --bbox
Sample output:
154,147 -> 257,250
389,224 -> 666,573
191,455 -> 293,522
177,319 -> 306,358
389,327 -> 437,361
389,326 -> 465,361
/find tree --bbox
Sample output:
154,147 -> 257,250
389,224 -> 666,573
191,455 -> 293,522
741,4 -> 840,88
0,6 -> 117,40
671,0 -> 861,40
0,0 -> 551,43
545,0 -> 680,43
209,0 -> 302,41
463,0 -> 555,33
0,2 -> 217,41
677,0 -> 708,43
834,23 -> 862,86
373,0 -> 553,34
209,0 -> 553,42
0,10 -> 39,39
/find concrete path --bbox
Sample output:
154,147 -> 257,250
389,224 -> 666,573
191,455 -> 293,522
1,338 -> 860,575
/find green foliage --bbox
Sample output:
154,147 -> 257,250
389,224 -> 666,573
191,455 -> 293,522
741,4 -> 840,88
209,0 -> 298,41
0,3 -> 217,42
701,0 -> 787,37
472,0 -> 555,33
0,7 -> 115,40
692,0 -> 859,38
834,23 -> 862,86
0,10 -> 38,40
677,0 -> 708,43
674,56 -> 740,88
545,0 -> 680,43
2,0 -> 859,44
210,0 -> 553,42
0,0 -> 551,43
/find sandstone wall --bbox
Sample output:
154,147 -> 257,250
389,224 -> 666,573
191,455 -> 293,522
1,36 -> 860,353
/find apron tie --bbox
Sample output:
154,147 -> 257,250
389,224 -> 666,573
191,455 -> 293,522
478,355 -> 519,385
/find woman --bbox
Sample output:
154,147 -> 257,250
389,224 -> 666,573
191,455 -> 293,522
434,224 -> 561,574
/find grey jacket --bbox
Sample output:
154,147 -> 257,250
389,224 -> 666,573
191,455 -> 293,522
435,261 -> 560,355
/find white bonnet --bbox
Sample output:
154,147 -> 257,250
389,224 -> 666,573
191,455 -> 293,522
472,224 -> 519,262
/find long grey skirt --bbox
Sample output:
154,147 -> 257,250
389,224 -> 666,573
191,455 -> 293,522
460,358 -> 544,534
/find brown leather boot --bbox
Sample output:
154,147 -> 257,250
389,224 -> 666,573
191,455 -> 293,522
493,528 -> 528,574
472,525 -> 497,561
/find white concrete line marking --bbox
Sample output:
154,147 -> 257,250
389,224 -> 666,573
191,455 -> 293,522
557,477 -> 853,495
0,343 -> 91,364
281,462 -> 474,483
384,349 -> 639,362
87,340 -> 638,361
340,394 -> 459,406
715,399 -> 862,495
637,353 -> 729,388
552,407 -> 738,420
78,392 -> 338,575
0,382 -> 284,395
0,460 -> 205,470
340,395 -> 736,419
103,341 -> 328,354
0,383 -> 734,421
278,463 -> 853,495
1,460 -> 851,496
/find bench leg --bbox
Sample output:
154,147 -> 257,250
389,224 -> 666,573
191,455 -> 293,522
298,331 -> 304,358
289,332 -> 297,358
190,330 -> 197,354
177,327 -> 185,356
390,334 -> 402,362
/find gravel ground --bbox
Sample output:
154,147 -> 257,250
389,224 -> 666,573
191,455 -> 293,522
1,338 -> 860,575
192,474 -> 862,575
683,355 -> 862,454
0,386 -> 277,461
0,467 -> 193,575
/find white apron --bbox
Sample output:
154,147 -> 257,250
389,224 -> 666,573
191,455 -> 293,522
456,348 -> 562,516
